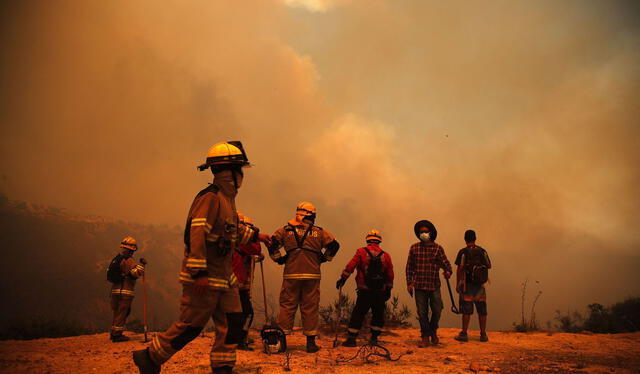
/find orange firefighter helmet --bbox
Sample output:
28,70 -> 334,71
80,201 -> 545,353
120,236 -> 138,251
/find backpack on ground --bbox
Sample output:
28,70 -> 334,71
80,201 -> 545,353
107,254 -> 125,283
364,247 -> 385,290
464,247 -> 488,285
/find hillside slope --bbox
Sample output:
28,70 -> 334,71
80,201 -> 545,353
0,328 -> 638,374
0,196 -> 184,335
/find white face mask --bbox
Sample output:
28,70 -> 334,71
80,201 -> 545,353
419,232 -> 431,242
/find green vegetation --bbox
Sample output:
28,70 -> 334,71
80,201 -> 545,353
555,297 -> 640,333
319,292 -> 412,332
513,278 -> 543,332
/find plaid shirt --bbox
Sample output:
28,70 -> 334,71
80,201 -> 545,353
405,241 -> 452,291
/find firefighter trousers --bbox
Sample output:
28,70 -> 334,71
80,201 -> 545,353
110,295 -> 133,336
147,285 -> 242,369
239,289 -> 254,339
347,289 -> 386,336
277,279 -> 320,336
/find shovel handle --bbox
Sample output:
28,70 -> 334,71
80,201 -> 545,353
142,272 -> 149,342
260,261 -> 269,322
445,277 -> 460,314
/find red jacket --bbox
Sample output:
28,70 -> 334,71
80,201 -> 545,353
233,242 -> 262,289
340,243 -> 394,290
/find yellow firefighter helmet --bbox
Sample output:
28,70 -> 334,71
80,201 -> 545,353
120,236 -> 138,251
366,229 -> 382,243
296,201 -> 316,217
197,141 -> 251,171
290,201 -> 316,225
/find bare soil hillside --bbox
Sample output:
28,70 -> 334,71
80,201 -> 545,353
0,328 -> 638,374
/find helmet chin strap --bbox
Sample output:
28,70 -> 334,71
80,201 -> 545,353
232,169 -> 238,190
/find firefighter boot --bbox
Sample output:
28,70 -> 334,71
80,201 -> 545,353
111,334 -> 130,343
342,334 -> 357,347
369,330 -> 381,346
237,331 -> 254,351
133,348 -> 161,374
306,335 -> 320,353
212,366 -> 233,374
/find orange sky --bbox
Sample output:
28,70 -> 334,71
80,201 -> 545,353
1,0 -> 639,329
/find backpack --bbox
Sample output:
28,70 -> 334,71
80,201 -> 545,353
107,254 -> 125,283
364,247 -> 385,290
464,247 -> 488,285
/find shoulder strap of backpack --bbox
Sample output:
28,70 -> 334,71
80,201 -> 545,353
287,223 -> 314,249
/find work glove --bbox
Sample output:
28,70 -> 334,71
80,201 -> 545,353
139,258 -> 147,265
318,253 -> 328,264
275,255 -> 288,265
336,278 -> 346,290
258,233 -> 272,247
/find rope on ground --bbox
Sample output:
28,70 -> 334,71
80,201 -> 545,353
334,343 -> 407,364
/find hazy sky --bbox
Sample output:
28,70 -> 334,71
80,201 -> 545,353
1,0 -> 639,329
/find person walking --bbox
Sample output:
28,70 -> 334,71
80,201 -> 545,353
405,220 -> 452,347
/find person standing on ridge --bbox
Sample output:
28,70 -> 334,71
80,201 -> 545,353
454,229 -> 492,343
405,220 -> 452,347
133,141 -> 271,374
336,229 -> 394,347
268,201 -> 340,353
107,236 -> 146,342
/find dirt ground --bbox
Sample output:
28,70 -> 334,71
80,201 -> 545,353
0,328 -> 638,374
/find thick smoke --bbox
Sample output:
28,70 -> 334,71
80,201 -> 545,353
1,0 -> 639,329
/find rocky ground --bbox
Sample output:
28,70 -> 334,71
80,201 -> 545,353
0,328 -> 638,374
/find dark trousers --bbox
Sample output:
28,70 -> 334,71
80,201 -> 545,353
110,295 -> 133,336
239,289 -> 254,338
347,289 -> 386,336
415,288 -> 443,337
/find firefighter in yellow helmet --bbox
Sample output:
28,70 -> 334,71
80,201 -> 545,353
133,141 -> 271,374
268,201 -> 340,353
107,236 -> 146,342
336,229 -> 394,347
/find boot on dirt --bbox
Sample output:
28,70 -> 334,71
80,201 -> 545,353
454,331 -> 469,342
480,332 -> 489,342
418,336 -> 430,348
212,366 -> 233,374
342,335 -> 357,347
369,330 -> 381,346
306,335 -> 321,353
133,348 -> 161,374
236,331 -> 253,351
237,339 -> 254,351
430,331 -> 440,345
111,334 -> 130,343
